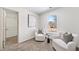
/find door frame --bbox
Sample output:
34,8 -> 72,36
3,8 -> 19,48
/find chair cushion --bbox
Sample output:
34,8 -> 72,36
37,34 -> 44,36
53,39 -> 67,49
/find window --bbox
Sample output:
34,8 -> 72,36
48,15 -> 57,32
28,14 -> 36,28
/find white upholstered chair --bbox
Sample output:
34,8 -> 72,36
52,39 -> 76,51
35,29 -> 45,41
52,34 -> 78,51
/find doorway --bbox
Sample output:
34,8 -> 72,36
4,9 -> 18,47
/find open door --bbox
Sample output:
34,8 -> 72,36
4,9 -> 18,47
0,8 -> 5,49
0,8 -> 18,50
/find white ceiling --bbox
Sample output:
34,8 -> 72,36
27,7 -> 59,14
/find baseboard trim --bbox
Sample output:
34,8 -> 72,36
19,37 -> 35,44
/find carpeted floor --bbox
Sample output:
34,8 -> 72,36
1,38 -> 54,51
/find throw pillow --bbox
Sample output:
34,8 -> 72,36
63,32 -> 73,44
38,30 -> 43,34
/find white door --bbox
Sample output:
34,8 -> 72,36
4,9 -> 18,48
0,8 -> 5,49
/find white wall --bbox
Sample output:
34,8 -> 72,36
4,7 -> 39,43
40,7 -> 79,34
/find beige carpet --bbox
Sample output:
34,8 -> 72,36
1,39 -> 54,51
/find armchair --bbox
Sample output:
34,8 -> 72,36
52,33 -> 79,51
52,39 -> 76,51
35,29 -> 45,41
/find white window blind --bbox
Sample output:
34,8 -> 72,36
29,15 -> 36,27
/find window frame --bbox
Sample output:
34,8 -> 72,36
47,15 -> 57,32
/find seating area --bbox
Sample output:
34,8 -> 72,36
34,28 -> 79,51
52,32 -> 78,51
34,29 -> 79,51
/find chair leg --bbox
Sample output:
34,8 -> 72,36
52,47 -> 56,51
